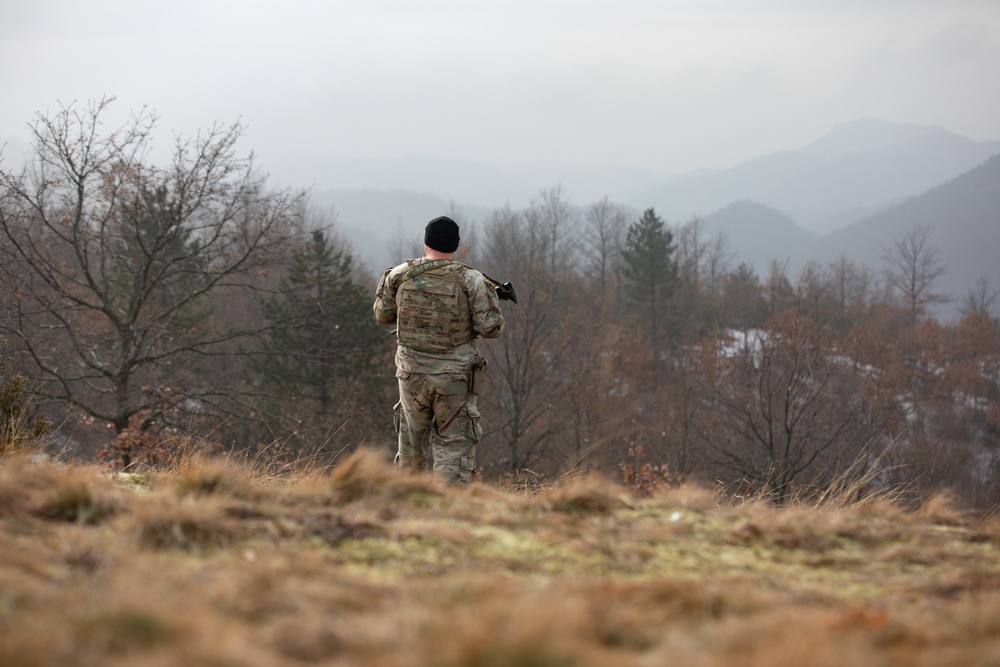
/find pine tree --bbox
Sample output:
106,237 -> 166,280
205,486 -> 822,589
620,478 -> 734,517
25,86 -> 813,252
621,208 -> 678,351
113,185 -> 210,328
253,230 -> 380,409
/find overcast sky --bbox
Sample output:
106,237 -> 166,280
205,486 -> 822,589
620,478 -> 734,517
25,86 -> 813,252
2,0 -> 999,177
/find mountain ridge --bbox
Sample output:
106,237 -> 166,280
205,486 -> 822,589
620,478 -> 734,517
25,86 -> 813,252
258,119 -> 999,313
704,201 -> 818,272
631,120 -> 1000,233
799,151 -> 1000,318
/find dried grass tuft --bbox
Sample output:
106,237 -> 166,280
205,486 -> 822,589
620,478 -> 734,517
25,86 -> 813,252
325,447 -> 446,505
74,606 -> 181,656
648,481 -> 720,511
33,479 -> 116,525
536,472 -> 635,514
169,455 -> 257,500
133,495 -> 238,551
917,490 -> 971,527
409,578 -> 591,667
0,455 -> 118,525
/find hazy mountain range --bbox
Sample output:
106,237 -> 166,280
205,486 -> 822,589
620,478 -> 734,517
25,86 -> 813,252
699,146 -> 1000,319
806,152 -> 1000,316
267,119 -> 998,321
6,118 -> 998,319
635,119 -> 1000,235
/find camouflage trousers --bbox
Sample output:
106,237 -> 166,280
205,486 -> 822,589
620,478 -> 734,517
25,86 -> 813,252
394,371 -> 482,485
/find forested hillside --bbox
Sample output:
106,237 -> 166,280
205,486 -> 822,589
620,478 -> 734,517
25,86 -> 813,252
2,101 -> 998,511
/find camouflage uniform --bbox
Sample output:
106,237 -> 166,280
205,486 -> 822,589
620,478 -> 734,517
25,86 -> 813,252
374,257 -> 504,484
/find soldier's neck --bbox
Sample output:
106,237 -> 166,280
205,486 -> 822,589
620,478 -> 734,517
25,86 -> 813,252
424,246 -> 455,261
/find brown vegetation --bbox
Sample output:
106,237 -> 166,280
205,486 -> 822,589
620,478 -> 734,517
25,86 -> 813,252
1,449 -> 998,666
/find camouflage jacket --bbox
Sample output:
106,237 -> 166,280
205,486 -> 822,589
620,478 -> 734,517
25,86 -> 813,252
373,258 -> 505,375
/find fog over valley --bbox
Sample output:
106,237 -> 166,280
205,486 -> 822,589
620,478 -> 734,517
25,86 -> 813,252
3,1 -> 999,316
274,119 -> 1000,322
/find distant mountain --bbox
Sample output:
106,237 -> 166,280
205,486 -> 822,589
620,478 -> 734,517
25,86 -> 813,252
631,119 -> 1000,234
704,201 -> 818,273
261,152 -> 540,210
797,119 -> 949,160
511,162 -> 668,204
803,152 -> 1000,319
252,119 -> 999,300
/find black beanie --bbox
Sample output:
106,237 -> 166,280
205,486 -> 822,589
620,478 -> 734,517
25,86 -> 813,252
424,216 -> 460,253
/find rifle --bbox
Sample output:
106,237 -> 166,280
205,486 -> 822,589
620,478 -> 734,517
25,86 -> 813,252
483,274 -> 517,304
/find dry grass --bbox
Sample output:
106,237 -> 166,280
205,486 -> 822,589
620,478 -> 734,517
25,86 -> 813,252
1,448 -> 999,666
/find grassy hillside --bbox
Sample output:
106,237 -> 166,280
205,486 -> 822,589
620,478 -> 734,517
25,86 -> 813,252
1,450 -> 998,666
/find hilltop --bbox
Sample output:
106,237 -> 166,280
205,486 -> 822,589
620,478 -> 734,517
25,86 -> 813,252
2,450 -> 998,666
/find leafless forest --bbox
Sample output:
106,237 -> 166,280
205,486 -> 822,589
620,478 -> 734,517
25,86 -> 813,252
2,101 -> 998,510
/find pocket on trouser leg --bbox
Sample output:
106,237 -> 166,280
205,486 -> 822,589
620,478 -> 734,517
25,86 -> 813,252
470,356 -> 488,396
458,455 -> 476,484
433,403 -> 481,485
457,405 -> 480,484
467,404 -> 482,444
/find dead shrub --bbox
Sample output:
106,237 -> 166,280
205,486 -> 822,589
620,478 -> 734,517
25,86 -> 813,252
0,349 -> 50,458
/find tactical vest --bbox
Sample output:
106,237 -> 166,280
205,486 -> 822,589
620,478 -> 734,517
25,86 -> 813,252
396,260 -> 474,353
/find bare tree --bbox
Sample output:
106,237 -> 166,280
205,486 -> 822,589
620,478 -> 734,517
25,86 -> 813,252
0,98 -> 303,454
764,260 -> 796,315
676,216 -> 709,285
476,198 -> 583,479
795,260 -> 833,320
674,216 -> 710,333
880,223 -> 949,322
673,216 -> 734,334
532,185 -> 580,273
692,311 -> 886,502
387,217 -> 422,267
581,196 -> 626,293
721,263 -> 766,330
960,276 -> 1000,319
824,254 -> 872,330
703,229 -> 734,301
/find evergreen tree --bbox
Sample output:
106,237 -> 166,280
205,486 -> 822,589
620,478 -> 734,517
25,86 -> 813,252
113,184 -> 210,328
621,208 -> 678,351
722,263 -> 766,329
253,230 -> 381,409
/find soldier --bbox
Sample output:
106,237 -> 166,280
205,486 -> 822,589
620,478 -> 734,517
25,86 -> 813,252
373,216 -> 505,484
